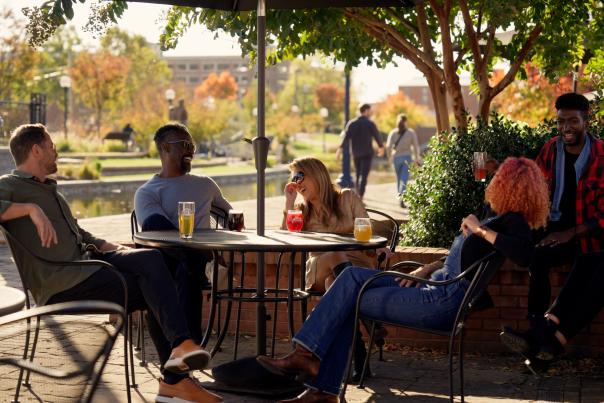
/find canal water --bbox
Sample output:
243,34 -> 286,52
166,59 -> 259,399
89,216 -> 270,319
65,172 -> 395,219
66,176 -> 290,219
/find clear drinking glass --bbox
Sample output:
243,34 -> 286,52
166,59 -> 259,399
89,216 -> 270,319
227,210 -> 244,231
354,217 -> 372,242
286,210 -> 304,232
473,152 -> 487,182
178,201 -> 195,239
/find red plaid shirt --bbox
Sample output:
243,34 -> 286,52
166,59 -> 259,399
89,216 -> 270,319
535,134 -> 604,253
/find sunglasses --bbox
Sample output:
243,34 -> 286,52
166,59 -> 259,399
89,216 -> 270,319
291,171 -> 305,184
166,140 -> 196,152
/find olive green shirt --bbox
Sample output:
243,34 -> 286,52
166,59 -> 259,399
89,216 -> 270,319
0,170 -> 105,305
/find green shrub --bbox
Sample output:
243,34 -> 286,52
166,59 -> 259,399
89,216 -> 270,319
102,140 -> 127,152
55,139 -> 74,152
76,159 -> 102,180
401,114 -> 554,247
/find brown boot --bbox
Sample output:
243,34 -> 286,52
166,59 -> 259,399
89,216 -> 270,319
279,388 -> 338,403
256,345 -> 320,380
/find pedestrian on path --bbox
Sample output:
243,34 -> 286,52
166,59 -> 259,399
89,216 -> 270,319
339,104 -> 384,199
386,113 -> 422,207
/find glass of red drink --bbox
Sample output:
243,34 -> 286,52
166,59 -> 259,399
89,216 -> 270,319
286,210 -> 304,232
473,152 -> 487,182
227,210 -> 244,231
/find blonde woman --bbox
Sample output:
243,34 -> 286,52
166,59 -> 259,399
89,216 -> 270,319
282,157 -> 376,293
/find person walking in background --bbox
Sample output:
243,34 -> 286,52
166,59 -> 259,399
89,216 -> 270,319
340,104 -> 384,199
386,113 -> 422,207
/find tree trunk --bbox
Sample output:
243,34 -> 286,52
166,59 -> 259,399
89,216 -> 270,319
425,72 -> 450,132
478,88 -> 493,122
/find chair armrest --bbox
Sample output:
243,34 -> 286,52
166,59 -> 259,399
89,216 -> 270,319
0,300 -> 125,327
0,301 -> 125,379
390,260 -> 423,271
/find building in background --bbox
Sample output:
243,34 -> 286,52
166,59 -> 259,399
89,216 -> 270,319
398,81 -> 480,119
164,55 -> 290,96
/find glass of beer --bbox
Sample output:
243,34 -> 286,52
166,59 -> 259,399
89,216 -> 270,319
228,209 -> 244,231
473,151 -> 487,182
286,210 -> 304,232
178,201 -> 195,239
354,217 -> 372,242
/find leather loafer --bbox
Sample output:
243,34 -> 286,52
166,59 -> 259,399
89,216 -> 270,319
256,345 -> 320,381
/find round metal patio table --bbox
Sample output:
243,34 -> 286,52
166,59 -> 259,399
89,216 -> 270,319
133,229 -> 387,355
0,286 -> 26,316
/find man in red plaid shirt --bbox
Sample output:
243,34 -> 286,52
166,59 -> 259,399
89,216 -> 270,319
501,93 -> 604,367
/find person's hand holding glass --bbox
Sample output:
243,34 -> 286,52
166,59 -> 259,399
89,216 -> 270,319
178,201 -> 195,239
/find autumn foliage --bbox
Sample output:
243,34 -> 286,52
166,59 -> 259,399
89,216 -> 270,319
372,91 -> 434,132
70,51 -> 131,136
194,72 -> 238,101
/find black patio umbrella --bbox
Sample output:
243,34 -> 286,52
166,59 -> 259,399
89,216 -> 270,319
129,0 -> 417,394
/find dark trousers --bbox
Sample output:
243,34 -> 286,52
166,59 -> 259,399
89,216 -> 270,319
47,248 -> 190,382
527,241 -> 577,316
141,214 -> 210,343
549,252 -> 604,340
353,155 -> 373,197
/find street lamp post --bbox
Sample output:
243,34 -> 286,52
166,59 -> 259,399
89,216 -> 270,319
319,107 -> 329,153
59,75 -> 71,139
165,88 -> 175,119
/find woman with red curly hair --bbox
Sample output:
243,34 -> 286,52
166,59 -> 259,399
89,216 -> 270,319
256,157 -> 549,403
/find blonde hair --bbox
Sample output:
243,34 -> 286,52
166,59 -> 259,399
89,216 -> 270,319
288,157 -> 342,226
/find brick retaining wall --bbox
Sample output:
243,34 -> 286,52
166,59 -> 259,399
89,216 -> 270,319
202,247 -> 604,354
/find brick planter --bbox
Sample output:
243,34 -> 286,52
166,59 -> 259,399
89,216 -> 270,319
201,247 -> 604,354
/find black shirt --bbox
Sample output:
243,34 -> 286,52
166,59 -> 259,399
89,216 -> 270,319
552,150 -> 578,232
341,115 -> 383,158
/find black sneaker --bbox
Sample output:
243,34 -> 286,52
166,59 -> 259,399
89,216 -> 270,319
534,319 -> 565,361
500,326 -> 549,375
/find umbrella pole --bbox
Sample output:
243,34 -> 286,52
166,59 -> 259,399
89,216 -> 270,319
253,0 -> 270,356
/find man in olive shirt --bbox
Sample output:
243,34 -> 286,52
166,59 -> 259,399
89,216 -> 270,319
0,124 -> 221,402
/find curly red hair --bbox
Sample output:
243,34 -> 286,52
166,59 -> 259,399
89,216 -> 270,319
485,157 -> 549,229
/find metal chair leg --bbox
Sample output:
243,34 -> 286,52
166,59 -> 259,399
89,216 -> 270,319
123,315 -> 132,402
128,315 -> 137,388
12,316 -> 33,403
23,316 -> 41,386
459,326 -> 466,403
139,311 -> 147,367
448,328 -> 457,403
359,322 -> 375,388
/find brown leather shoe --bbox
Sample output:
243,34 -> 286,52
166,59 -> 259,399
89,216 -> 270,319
156,377 -> 223,402
256,345 -> 320,380
279,388 -> 338,403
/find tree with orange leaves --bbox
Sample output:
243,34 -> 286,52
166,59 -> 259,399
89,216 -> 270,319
70,50 -> 130,137
194,71 -> 238,101
373,91 -> 434,134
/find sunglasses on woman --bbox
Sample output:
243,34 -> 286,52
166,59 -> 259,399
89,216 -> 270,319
166,140 -> 196,152
291,171 -> 305,184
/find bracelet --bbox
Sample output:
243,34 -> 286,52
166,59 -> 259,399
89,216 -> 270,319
478,225 -> 488,238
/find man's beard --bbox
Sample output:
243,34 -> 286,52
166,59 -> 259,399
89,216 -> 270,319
180,159 -> 192,173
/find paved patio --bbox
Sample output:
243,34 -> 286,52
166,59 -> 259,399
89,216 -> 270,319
1,182 -> 603,401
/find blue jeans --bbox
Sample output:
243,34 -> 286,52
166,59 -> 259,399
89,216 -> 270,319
293,234 -> 468,394
393,154 -> 412,195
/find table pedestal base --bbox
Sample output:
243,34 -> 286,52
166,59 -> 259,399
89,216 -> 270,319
203,356 -> 305,398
